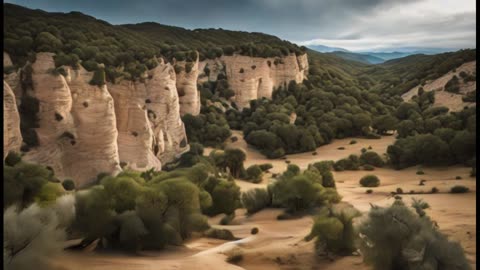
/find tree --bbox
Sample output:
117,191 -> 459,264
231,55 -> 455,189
34,32 -> 62,52
224,148 -> 246,178
372,115 -> 397,135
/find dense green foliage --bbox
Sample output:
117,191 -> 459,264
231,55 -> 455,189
4,3 -> 305,83
268,164 -> 341,213
4,157 -> 65,209
241,188 -> 271,214
387,104 -> 476,169
357,199 -> 471,270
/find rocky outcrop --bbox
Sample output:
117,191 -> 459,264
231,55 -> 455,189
144,60 -> 189,163
3,80 -> 22,159
108,59 -> 189,169
175,54 -> 201,116
20,52 -> 121,187
198,53 -> 308,108
3,52 -> 22,105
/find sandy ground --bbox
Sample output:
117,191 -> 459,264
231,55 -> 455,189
53,132 -> 476,270
402,61 -> 476,111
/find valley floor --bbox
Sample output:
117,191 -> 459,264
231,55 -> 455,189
52,132 -> 476,270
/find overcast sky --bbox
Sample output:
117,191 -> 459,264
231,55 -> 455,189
5,0 -> 476,52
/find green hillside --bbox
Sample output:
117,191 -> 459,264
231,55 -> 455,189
4,3 -> 304,82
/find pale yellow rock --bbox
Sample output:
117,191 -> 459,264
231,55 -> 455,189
175,53 -> 201,116
4,51 -> 13,67
22,53 -> 121,188
3,52 -> 22,105
145,59 -> 190,163
198,53 -> 308,108
108,80 -> 162,171
3,80 -> 22,159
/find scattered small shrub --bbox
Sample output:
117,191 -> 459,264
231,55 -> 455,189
204,228 -> 235,240
366,189 -> 373,194
349,140 -> 357,145
226,248 -> 244,264
450,185 -> 469,193
250,227 -> 259,235
62,179 -> 75,191
361,148 -> 367,154
419,179 -> 426,186
337,147 -> 345,150
396,188 -> 403,194
359,175 -> 380,187
312,151 -> 318,156
455,176 -> 462,180
241,188 -> 270,214
246,165 -> 263,183
259,163 -> 273,172
431,187 -> 439,193
416,170 -> 425,175
363,164 -> 375,171
220,213 -> 235,225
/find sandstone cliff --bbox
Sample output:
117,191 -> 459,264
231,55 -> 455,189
108,58 -> 189,169
175,54 -> 201,116
198,53 -> 308,108
19,52 -> 121,187
6,53 -> 190,186
3,80 -> 22,159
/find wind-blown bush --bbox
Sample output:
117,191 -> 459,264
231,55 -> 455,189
359,175 -> 380,187
4,195 -> 75,270
357,199 -> 471,270
305,204 -> 361,255
269,166 -> 341,212
241,188 -> 271,214
4,162 -> 57,209
245,164 -> 263,183
359,151 -> 385,167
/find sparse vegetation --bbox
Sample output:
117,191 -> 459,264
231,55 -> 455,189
359,175 -> 380,187
450,185 -> 469,193
357,199 -> 470,270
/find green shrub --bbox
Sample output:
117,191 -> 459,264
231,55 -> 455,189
241,188 -> 270,214
416,170 -> 425,175
204,177 -> 241,216
226,248 -> 244,264
246,165 -> 263,183
305,205 -> 361,255
220,213 -> 235,225
450,185 -> 469,193
357,199 -> 470,270
359,175 -> 380,187
5,151 -> 22,166
363,164 -> 375,171
431,187 -> 439,193
349,140 -> 357,144
251,227 -> 259,235
204,228 -> 235,240
366,189 -> 373,194
259,163 -> 273,172
89,68 -> 106,86
359,151 -> 384,167
396,188 -> 403,194
62,179 -> 76,191
455,176 -> 462,180
334,155 -> 360,171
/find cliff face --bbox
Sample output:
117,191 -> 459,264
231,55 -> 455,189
175,54 -> 201,116
3,50 -> 307,186
5,53 -> 189,187
3,81 -> 22,159
198,53 -> 308,108
19,52 -> 121,187
108,58 -> 189,169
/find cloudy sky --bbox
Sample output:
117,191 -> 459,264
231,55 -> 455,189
5,0 -> 476,52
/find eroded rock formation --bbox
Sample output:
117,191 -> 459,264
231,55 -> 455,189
3,80 -> 22,159
19,52 -> 121,187
198,53 -> 308,108
175,53 -> 201,116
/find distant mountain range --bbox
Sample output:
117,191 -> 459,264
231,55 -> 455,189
307,44 -> 457,64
